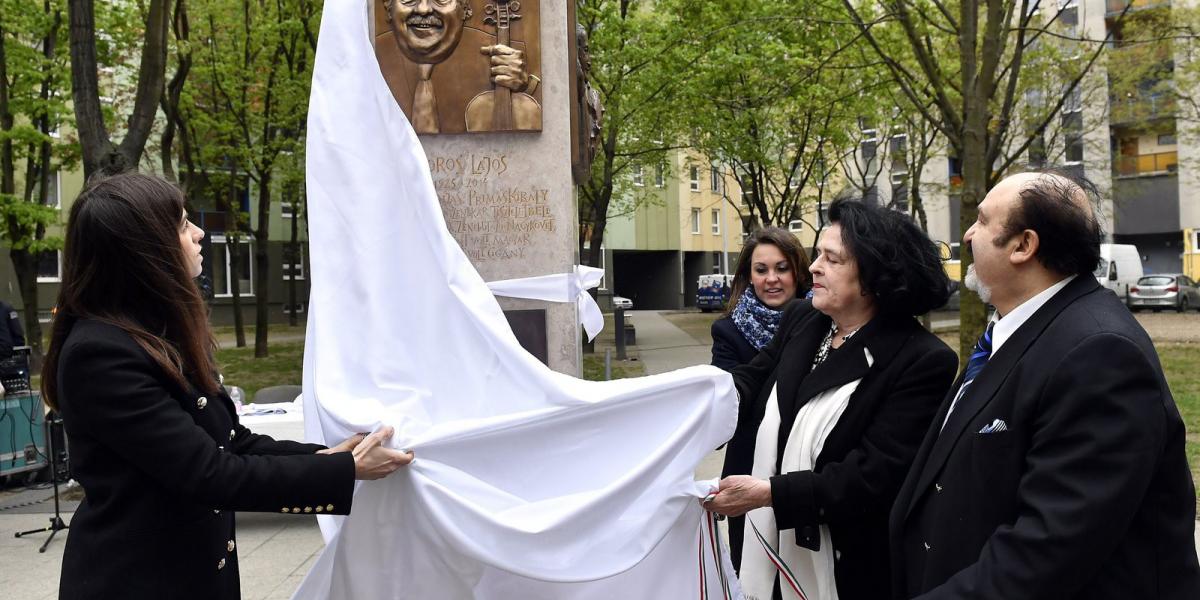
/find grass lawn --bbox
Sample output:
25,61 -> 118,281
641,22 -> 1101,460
215,340 -> 305,403
581,352 -> 645,381
661,310 -> 721,345
1158,343 -> 1200,510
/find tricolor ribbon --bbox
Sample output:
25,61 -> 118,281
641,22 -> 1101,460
747,515 -> 809,600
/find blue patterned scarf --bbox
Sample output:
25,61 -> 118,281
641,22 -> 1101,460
731,286 -> 785,350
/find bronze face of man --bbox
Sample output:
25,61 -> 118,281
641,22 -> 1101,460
386,0 -> 470,65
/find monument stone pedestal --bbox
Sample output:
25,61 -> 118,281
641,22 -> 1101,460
371,0 -> 582,374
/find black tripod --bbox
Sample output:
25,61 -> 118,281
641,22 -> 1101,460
14,409 -> 69,552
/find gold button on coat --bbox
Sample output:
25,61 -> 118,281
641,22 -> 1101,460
227,540 -> 236,552
229,429 -> 236,440
315,506 -> 323,513
196,396 -> 208,409
304,506 -> 312,513
293,507 -> 301,514
281,508 -> 289,513
217,558 -> 226,570
326,504 -> 334,512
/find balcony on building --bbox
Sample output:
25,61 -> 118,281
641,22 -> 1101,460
1106,0 -> 1171,17
1110,92 -> 1176,126
1114,150 -> 1178,177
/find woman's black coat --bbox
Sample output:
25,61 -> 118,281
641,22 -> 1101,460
710,316 -> 760,372
722,301 -> 957,600
55,319 -> 355,600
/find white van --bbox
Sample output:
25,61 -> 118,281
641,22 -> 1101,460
1094,243 -> 1143,301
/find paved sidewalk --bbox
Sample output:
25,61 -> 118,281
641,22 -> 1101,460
627,310 -> 714,377
1,508 -> 324,600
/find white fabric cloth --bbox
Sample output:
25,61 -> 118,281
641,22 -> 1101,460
741,349 -> 873,600
290,1 -> 742,598
486,266 -> 606,341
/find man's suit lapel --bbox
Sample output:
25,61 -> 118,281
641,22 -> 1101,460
900,276 -> 1100,523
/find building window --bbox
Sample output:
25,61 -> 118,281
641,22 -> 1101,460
1192,230 -> 1200,253
209,235 -> 255,297
37,250 -> 61,282
711,209 -> 721,234
1062,89 -> 1083,164
691,208 -> 701,234
710,165 -> 721,192
1159,133 -> 1177,146
690,166 -> 700,192
1059,4 -> 1078,37
712,251 -> 722,274
1029,132 -> 1048,166
282,245 -> 306,281
283,302 -> 306,315
655,164 -> 665,187
281,200 -> 297,219
632,165 -> 644,187
889,134 -> 908,174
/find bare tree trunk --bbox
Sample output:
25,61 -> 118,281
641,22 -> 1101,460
160,0 -> 190,183
225,173 -> 246,348
68,0 -> 169,176
253,172 -> 270,358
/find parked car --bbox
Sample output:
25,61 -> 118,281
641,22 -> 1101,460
612,295 -> 633,310
1128,274 -> 1200,313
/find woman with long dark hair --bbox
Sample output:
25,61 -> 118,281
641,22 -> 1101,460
46,173 -> 411,600
710,227 -> 811,371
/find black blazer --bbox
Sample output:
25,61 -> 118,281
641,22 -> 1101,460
710,316 -> 760,372
890,276 -> 1200,599
56,319 -> 355,600
722,301 -> 957,600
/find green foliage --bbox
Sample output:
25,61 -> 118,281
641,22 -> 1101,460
669,0 -> 864,229
577,0 -> 694,260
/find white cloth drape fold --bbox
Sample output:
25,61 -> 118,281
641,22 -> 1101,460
486,266 -> 606,341
291,1 -> 742,598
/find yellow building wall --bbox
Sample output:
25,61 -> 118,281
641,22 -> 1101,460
1185,228 -> 1199,280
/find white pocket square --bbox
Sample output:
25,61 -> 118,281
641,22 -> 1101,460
978,418 -> 1008,434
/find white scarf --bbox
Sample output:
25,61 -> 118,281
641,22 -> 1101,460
740,348 -> 873,600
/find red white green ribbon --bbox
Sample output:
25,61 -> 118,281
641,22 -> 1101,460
747,515 -> 809,600
700,511 -> 733,600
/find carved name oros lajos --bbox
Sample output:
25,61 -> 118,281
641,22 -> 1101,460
375,0 -> 543,134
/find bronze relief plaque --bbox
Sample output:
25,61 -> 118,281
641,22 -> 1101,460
374,0 -> 543,134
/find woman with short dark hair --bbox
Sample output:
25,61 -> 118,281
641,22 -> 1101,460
46,172 -> 412,600
704,200 -> 957,600
710,227 -> 810,371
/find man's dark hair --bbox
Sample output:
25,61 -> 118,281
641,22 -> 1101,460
829,200 -> 951,316
1000,167 -> 1105,278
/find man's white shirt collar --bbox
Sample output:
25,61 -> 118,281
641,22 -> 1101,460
991,274 -> 1076,355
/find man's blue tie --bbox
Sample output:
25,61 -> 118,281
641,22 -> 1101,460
962,322 -> 995,385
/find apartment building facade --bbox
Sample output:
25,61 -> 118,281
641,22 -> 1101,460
595,150 -> 746,310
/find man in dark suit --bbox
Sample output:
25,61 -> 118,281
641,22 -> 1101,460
891,169 -> 1200,599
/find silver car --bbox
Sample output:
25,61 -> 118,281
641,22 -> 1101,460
1128,274 -> 1200,312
